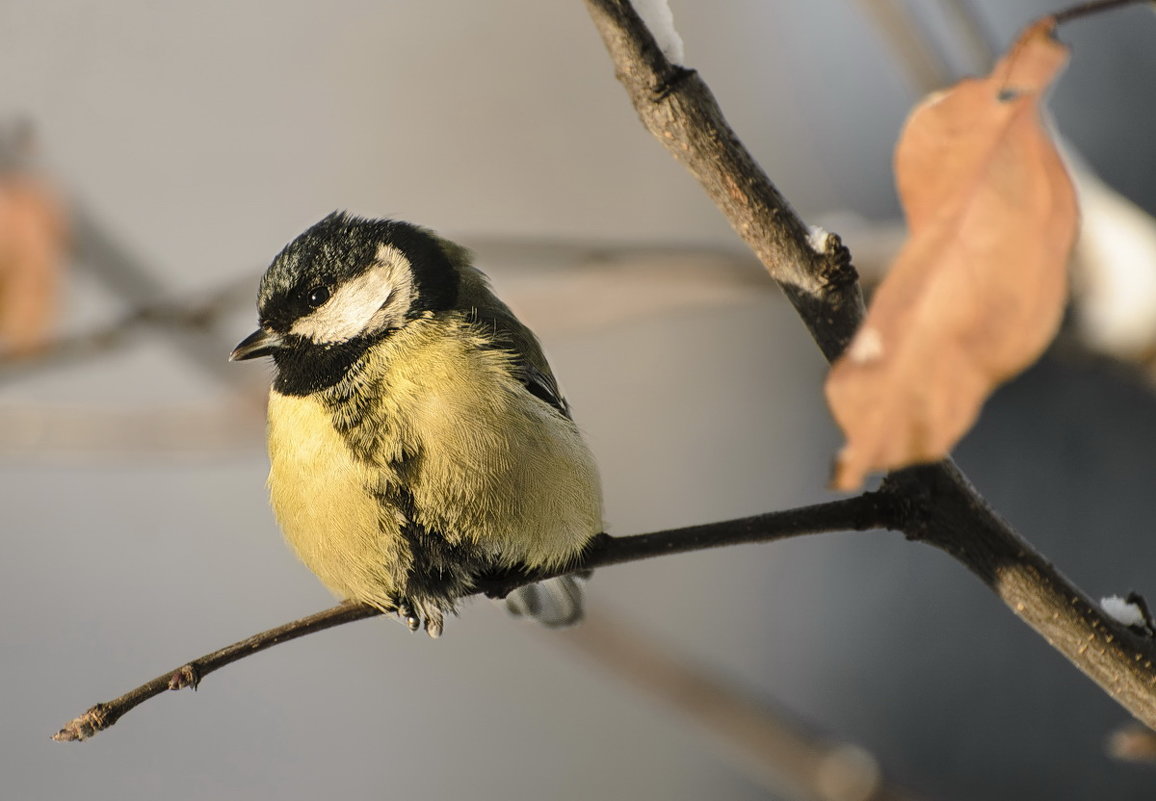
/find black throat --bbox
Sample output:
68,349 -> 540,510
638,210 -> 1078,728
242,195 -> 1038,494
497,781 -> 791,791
271,334 -> 381,397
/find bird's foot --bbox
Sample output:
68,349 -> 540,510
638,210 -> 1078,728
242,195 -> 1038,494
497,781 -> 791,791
395,599 -> 422,632
393,596 -> 446,638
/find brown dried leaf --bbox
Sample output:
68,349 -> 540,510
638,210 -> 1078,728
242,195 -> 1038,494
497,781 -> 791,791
0,174 -> 67,357
825,19 -> 1078,490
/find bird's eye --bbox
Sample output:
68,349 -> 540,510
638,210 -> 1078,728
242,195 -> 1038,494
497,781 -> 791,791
306,285 -> 331,308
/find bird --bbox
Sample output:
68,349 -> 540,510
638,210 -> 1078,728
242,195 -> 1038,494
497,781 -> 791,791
230,212 -> 603,637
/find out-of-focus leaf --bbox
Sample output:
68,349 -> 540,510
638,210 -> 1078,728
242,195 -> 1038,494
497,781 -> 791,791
826,19 -> 1078,490
0,174 -> 67,357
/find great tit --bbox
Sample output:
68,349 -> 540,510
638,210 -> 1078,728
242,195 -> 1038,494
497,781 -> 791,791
231,213 -> 603,637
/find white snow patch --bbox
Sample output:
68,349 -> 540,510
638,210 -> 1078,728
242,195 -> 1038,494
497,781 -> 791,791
808,224 -> 833,255
849,326 -> 884,364
632,0 -> 685,65
1101,595 -> 1146,628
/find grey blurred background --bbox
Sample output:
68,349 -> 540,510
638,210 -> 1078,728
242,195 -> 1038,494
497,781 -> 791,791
3,1 -> 1156,799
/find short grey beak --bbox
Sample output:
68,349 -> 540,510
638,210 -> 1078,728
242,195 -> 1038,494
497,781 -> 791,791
230,328 -> 284,361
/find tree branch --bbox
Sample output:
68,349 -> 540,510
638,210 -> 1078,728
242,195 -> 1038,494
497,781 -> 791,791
883,464 -> 1156,728
53,493 -> 891,742
582,0 -> 1156,728
581,0 -> 865,362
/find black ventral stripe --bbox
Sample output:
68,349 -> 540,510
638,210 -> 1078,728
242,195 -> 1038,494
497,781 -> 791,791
373,480 -> 493,602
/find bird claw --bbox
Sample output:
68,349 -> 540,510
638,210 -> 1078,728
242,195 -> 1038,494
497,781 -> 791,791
395,599 -> 422,632
392,596 -> 445,637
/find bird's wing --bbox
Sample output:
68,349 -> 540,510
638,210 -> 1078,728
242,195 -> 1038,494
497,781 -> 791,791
513,359 -> 571,419
453,263 -> 572,419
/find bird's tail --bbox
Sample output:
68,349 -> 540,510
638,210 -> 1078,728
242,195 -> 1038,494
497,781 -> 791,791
503,574 -> 586,627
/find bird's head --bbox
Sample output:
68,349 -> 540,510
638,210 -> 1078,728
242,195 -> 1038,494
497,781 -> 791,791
231,212 -> 462,393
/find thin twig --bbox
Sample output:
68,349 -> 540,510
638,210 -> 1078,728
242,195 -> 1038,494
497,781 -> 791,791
1053,0 -> 1150,25
53,603 -> 382,742
53,493 -> 893,741
582,0 -> 1156,728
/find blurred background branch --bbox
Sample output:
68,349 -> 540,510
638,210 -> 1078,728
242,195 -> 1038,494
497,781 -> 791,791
559,612 -> 925,801
0,272 -> 253,384
854,0 -> 953,93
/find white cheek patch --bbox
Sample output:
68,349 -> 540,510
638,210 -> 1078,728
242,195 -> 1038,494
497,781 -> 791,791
291,244 -> 416,344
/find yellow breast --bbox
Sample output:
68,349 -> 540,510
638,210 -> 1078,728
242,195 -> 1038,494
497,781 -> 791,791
266,390 -> 407,608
